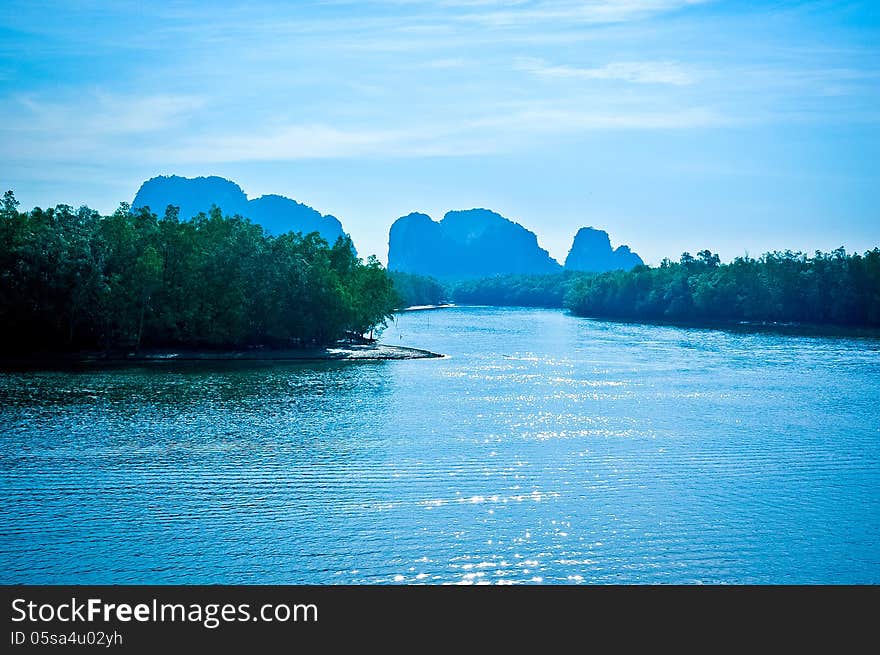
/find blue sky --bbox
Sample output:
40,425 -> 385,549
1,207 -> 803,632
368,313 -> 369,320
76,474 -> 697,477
1,0 -> 878,264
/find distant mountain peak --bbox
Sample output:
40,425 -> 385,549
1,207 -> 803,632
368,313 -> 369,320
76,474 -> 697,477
388,208 -> 561,279
132,175 -> 346,246
564,226 -> 643,272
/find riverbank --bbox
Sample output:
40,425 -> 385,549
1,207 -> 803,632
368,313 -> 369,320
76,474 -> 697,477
0,343 -> 444,367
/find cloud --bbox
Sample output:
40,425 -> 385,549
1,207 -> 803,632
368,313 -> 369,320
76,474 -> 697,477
422,57 -> 471,69
1,81 -> 731,169
467,106 -> 726,131
170,125 -> 401,161
12,92 -> 205,136
160,105 -> 728,164
454,0 -> 709,27
0,91 -> 206,163
516,57 -> 696,85
163,122 -> 501,163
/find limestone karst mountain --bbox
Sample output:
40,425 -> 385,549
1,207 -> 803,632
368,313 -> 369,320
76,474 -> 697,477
388,209 -> 562,279
132,175 -> 346,245
564,227 -> 644,272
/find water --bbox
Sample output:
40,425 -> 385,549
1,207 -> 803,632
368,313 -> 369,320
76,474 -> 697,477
1,307 -> 878,584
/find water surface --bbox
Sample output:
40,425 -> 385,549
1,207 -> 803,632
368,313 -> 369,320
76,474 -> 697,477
1,307 -> 878,583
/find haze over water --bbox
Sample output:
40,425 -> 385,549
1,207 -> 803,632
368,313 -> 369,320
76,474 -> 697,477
1,307 -> 878,584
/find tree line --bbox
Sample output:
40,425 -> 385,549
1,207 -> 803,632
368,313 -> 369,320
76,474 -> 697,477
564,249 -> 880,326
4,187 -> 876,352
387,271 -> 449,307
0,191 -> 399,353
394,247 -> 880,329
451,272 -> 574,308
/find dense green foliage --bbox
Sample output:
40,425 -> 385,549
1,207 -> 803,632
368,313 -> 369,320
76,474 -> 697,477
565,249 -> 880,326
0,191 -> 398,353
452,272 -> 584,308
388,271 -> 449,308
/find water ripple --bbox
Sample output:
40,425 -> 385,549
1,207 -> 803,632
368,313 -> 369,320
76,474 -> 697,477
1,307 -> 878,583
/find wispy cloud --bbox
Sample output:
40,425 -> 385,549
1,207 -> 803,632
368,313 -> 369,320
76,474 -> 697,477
161,105 -> 729,164
161,121 -> 506,163
1,91 -> 206,162
0,80 -> 732,167
454,0 -> 709,27
467,105 -> 727,131
170,125 -> 412,162
422,57 -> 471,69
12,92 -> 205,136
516,57 -> 697,85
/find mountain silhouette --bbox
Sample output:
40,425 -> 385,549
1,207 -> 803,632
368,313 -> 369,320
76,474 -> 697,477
564,227 -> 644,272
132,175 -> 346,245
388,209 -> 562,279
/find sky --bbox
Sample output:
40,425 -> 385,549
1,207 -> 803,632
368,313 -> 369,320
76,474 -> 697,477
1,0 -> 878,265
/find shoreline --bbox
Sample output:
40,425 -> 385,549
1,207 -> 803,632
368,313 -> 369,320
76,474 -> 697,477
447,304 -> 880,339
564,312 -> 880,339
399,303 -> 456,312
0,343 -> 444,367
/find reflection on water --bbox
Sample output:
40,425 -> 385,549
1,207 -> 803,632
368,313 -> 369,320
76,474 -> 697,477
1,307 -> 878,583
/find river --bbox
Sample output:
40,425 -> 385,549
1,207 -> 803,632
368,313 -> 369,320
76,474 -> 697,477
1,306 -> 878,583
